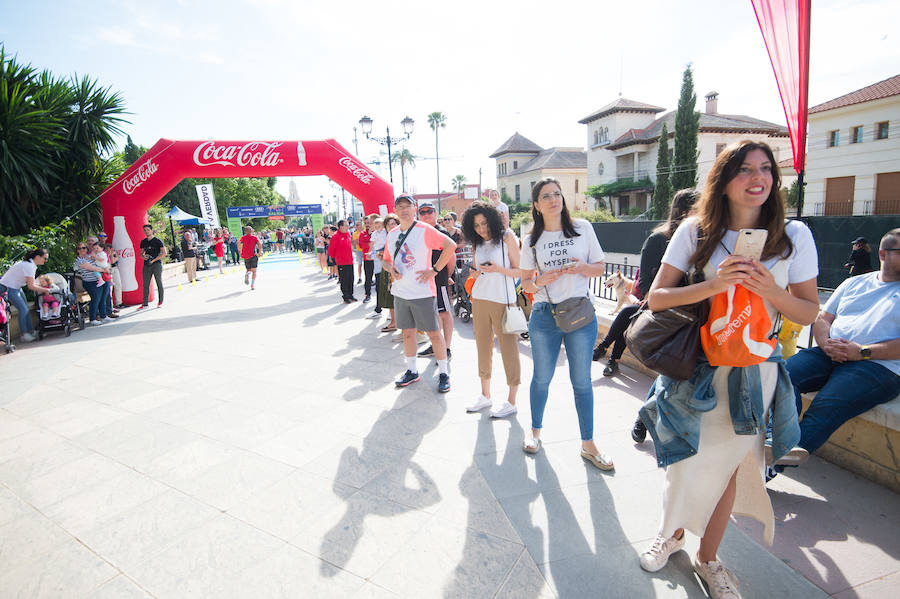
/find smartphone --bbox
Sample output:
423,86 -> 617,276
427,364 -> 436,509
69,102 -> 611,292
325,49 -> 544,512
480,261 -> 493,267
733,229 -> 768,261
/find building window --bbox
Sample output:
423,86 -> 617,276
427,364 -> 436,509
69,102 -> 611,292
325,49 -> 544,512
851,126 -> 863,144
513,160 -> 518,169
715,143 -> 726,156
876,121 -> 889,140
593,131 -> 599,145
828,130 -> 839,147
575,179 -> 579,193
597,162 -> 604,175
515,184 -> 520,202
530,181 -> 535,189
501,187 -> 506,199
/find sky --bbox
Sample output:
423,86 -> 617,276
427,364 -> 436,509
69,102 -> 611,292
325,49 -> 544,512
2,0 -> 898,213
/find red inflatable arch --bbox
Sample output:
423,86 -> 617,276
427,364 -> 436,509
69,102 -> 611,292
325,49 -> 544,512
99,139 -> 394,305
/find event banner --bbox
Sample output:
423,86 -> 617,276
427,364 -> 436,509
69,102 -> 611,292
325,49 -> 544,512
195,184 -> 221,228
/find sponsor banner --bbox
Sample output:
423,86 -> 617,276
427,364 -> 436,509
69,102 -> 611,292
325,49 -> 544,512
227,217 -> 242,240
268,215 -> 285,221
337,156 -> 374,185
226,205 -> 269,218
122,159 -> 158,195
193,141 -> 286,168
284,203 -> 323,216
310,213 -> 324,234
195,184 -> 221,228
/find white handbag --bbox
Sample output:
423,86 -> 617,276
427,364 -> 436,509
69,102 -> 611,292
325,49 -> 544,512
499,239 -> 528,334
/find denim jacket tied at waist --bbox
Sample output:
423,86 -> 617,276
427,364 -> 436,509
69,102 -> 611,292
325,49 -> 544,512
639,347 -> 800,468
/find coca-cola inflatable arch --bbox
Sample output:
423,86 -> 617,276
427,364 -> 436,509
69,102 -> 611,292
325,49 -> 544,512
100,139 -> 394,305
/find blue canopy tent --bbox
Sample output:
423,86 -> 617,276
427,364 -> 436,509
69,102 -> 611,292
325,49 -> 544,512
166,207 -> 214,261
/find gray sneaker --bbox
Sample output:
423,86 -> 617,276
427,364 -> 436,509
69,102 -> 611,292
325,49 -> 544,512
491,402 -> 518,418
639,533 -> 685,572
694,557 -> 741,598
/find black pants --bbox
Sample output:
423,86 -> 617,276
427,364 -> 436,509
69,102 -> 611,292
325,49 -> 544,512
141,261 -> 164,306
373,273 -> 382,312
338,264 -> 355,300
599,304 -> 639,360
363,260 -> 374,297
228,244 -> 239,264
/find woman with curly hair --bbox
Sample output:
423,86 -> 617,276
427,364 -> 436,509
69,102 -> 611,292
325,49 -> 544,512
461,202 -> 522,418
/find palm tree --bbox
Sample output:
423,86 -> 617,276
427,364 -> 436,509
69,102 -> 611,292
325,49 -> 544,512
427,111 -> 447,210
391,149 -> 416,192
452,174 -> 467,198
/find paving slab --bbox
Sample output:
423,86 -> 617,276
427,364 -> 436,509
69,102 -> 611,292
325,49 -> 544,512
0,252 -> 895,598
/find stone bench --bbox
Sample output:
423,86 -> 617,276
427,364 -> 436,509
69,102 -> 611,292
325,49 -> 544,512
591,297 -> 658,379
800,391 -> 900,493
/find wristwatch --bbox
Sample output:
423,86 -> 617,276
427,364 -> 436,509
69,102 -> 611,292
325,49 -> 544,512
431,265 -> 439,274
860,345 -> 872,360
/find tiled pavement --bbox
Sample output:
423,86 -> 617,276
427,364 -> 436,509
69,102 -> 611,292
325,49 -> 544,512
0,253 -> 896,598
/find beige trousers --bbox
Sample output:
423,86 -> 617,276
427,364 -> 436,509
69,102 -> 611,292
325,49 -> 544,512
185,257 -> 197,282
472,298 -> 521,386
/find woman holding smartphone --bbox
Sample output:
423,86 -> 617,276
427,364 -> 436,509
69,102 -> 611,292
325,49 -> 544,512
461,202 -> 522,418
520,178 -> 613,470
638,141 -> 819,599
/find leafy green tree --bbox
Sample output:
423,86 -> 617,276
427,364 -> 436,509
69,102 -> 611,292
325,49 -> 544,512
427,111 -> 447,208
391,148 -> 416,192
671,64 -> 700,191
0,44 -> 128,237
122,135 -> 146,164
654,121 -> 673,219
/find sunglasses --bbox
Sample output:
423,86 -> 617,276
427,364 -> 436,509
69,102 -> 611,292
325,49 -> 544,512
77,246 -> 88,250
418,209 -> 435,215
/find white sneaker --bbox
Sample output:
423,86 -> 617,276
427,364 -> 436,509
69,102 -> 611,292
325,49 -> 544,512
491,402 -> 518,418
694,557 -> 741,598
21,332 -> 37,342
367,312 -> 382,319
392,331 -> 404,342
639,533 -> 685,572
466,395 -> 492,412
416,332 -> 428,345
774,446 -> 809,467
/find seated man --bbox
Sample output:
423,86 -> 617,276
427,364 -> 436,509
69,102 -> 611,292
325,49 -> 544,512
782,228 -> 900,466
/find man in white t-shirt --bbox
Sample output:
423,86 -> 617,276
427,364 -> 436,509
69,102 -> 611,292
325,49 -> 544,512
382,195 -> 457,393
783,227 -> 900,465
487,189 -> 510,228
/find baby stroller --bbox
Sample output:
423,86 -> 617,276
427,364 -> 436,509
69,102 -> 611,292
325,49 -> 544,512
453,261 -> 473,323
0,289 -> 14,353
36,273 -> 84,339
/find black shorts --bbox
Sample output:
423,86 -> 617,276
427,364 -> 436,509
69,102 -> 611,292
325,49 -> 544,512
244,256 -> 259,269
435,284 -> 451,313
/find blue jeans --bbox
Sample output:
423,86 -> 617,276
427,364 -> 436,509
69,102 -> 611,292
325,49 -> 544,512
102,280 -> 113,314
528,302 -> 598,441
786,346 -> 900,453
0,283 -> 33,334
84,279 -> 108,321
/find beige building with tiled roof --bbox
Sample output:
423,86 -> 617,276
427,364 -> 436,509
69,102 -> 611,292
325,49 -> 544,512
579,94 -> 791,217
804,74 -> 900,216
490,133 -> 588,211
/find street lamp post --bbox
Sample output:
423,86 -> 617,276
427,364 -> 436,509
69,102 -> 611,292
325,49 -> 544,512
358,115 -> 414,186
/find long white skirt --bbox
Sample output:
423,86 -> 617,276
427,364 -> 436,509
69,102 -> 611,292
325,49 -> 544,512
660,363 -> 777,545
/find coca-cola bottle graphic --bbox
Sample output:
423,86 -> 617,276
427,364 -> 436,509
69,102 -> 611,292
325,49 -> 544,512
297,142 -> 307,167
112,215 -> 138,292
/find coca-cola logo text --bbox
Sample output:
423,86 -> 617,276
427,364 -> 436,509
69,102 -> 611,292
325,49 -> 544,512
338,156 -> 374,185
122,160 -> 158,195
193,141 -> 284,167
117,247 -> 135,259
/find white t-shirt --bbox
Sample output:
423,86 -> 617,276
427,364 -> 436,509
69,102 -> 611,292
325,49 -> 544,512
823,272 -> 900,376
662,217 -> 818,285
383,221 -> 452,300
494,202 -> 509,217
371,229 -> 387,274
0,260 -> 37,289
471,233 -> 517,304
521,219 -> 604,303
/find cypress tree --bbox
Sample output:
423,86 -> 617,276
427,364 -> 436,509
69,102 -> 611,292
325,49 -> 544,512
672,65 -> 700,191
654,122 -> 673,220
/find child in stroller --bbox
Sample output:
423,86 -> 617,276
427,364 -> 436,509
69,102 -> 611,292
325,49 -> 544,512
36,273 -> 82,338
37,275 -> 62,319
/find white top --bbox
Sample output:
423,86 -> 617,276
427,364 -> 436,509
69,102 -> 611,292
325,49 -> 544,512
0,260 -> 37,289
471,234 -> 517,304
824,271 -> 900,376
371,229 -> 387,274
383,221 -> 452,300
495,202 -> 509,217
662,217 -> 818,285
521,219 -> 604,303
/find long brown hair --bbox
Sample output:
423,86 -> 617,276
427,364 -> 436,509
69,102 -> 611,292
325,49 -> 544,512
653,188 -> 698,239
529,177 -> 578,247
690,140 -> 792,270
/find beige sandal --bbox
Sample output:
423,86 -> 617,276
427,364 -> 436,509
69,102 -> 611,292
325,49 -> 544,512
581,449 -> 615,471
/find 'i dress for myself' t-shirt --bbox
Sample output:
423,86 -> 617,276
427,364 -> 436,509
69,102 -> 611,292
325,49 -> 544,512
382,221 -> 452,300
520,219 -> 604,304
